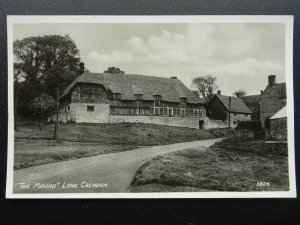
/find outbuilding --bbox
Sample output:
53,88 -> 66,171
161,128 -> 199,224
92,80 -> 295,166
269,106 -> 287,141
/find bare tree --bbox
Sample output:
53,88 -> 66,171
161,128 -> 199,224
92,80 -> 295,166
192,75 -> 218,104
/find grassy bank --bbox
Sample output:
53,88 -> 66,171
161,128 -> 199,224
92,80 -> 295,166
15,123 -> 234,146
14,139 -> 137,170
130,145 -> 289,192
15,123 -> 234,169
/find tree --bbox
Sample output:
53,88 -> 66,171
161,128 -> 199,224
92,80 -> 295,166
42,65 -> 78,97
29,93 -> 56,131
14,35 -> 80,83
104,67 -> 124,74
233,89 -> 247,97
13,35 -> 81,120
192,75 -> 218,104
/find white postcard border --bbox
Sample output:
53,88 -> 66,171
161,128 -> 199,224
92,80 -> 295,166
6,15 -> 296,199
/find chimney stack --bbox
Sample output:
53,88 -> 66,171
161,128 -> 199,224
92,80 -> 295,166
268,75 -> 276,86
79,62 -> 84,75
170,76 -> 177,79
217,90 -> 221,95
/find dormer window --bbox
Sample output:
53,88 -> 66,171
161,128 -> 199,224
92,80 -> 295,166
113,93 -> 122,100
180,97 -> 187,103
153,95 -> 162,101
134,94 -> 143,101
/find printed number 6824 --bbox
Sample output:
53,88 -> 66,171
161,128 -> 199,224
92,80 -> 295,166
256,182 -> 270,187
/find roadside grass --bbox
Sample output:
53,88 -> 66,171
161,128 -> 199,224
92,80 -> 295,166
14,139 -> 137,170
130,146 -> 289,192
14,123 -> 234,170
15,123 -> 234,146
212,134 -> 288,156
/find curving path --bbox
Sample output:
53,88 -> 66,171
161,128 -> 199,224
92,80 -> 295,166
13,138 -> 222,193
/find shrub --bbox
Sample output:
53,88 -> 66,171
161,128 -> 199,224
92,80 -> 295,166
236,120 -> 262,132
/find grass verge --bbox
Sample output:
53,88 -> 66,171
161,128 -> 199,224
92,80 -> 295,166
15,123 -> 234,146
14,139 -> 137,170
14,123 -> 234,170
130,144 -> 289,192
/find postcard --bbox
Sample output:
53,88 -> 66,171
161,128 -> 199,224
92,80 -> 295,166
6,15 -> 296,198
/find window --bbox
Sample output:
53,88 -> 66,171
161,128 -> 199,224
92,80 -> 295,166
180,97 -> 187,103
245,114 -> 248,117
154,95 -> 162,101
113,93 -> 121,100
135,94 -> 143,100
87,105 -> 94,111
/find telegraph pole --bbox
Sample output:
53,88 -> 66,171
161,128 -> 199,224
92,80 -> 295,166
54,76 -> 60,141
228,96 -> 231,128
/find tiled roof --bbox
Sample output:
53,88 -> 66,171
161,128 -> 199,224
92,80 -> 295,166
61,72 -> 203,104
240,94 -> 261,104
214,94 -> 252,114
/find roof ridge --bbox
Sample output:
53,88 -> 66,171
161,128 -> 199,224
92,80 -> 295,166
91,72 -> 179,80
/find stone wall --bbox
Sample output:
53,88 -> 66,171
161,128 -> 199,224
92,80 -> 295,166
205,119 -> 229,129
70,103 -> 110,123
270,118 -> 287,141
109,115 -> 229,129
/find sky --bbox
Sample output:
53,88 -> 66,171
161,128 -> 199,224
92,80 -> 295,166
13,22 -> 286,95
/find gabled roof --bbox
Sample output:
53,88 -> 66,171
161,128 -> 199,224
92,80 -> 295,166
61,72 -> 203,104
270,106 -> 287,119
212,94 -> 252,114
240,94 -> 261,104
260,82 -> 286,100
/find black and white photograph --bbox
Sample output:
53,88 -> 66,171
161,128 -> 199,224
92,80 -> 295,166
6,16 -> 296,198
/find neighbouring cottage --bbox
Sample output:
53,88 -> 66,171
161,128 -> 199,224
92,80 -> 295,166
58,69 -> 208,129
269,106 -> 287,141
259,75 -> 286,128
240,94 -> 261,121
207,90 -> 252,127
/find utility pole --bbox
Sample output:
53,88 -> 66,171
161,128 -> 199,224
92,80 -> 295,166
54,76 -> 60,141
14,70 -> 21,131
228,96 -> 231,128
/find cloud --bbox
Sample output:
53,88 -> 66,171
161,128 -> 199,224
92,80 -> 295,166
88,51 -> 133,63
127,37 -> 147,53
220,57 -> 284,77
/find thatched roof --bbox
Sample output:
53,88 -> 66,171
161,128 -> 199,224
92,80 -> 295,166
61,72 -> 203,104
213,94 -> 252,114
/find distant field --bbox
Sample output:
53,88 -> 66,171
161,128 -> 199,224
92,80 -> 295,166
130,138 -> 289,192
14,123 -> 234,169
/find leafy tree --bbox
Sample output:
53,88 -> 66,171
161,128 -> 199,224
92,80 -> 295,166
13,35 -> 81,120
104,67 -> 124,74
14,35 -> 80,85
192,75 -> 218,104
42,65 -> 78,96
29,93 -> 56,131
233,89 -> 247,97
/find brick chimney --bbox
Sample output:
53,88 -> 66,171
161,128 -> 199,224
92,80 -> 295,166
268,75 -> 276,86
217,90 -> 221,95
79,62 -> 84,75
170,76 -> 177,79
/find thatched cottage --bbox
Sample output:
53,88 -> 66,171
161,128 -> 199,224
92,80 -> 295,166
58,70 -> 207,128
